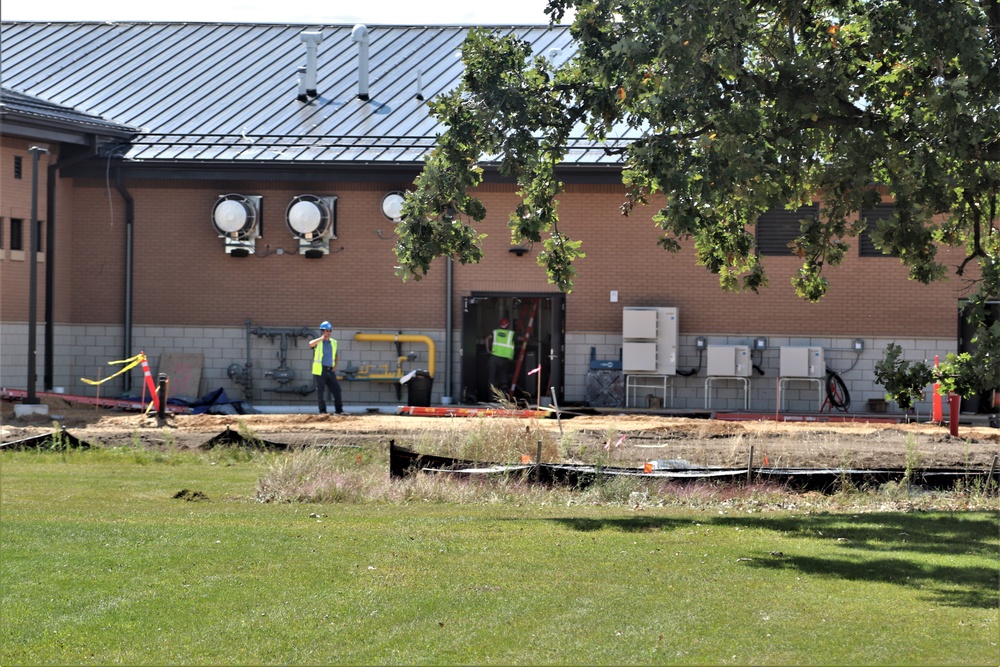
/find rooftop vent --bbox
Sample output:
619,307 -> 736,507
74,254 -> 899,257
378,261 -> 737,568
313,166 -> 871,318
298,30 -> 323,102
351,24 -> 370,101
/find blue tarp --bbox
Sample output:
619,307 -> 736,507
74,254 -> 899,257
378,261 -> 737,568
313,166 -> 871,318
169,388 -> 257,415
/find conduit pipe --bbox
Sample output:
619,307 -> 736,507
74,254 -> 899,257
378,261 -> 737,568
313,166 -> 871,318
353,333 -> 435,378
445,257 -> 453,399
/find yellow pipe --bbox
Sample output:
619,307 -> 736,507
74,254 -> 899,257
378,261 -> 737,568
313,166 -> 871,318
353,333 -> 435,378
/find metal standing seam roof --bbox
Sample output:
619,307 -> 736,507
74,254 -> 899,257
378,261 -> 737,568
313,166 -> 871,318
0,86 -> 137,136
0,21 -> 630,166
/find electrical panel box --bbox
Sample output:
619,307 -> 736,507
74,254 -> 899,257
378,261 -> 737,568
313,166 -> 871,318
706,345 -> 752,377
780,346 -> 826,378
622,307 -> 678,375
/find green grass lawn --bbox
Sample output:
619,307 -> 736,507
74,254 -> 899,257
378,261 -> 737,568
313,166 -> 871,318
2,448 -> 997,665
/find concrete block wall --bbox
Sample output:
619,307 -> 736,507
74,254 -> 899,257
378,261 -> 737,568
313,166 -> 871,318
564,333 -> 956,415
0,322 -> 33,389
2,321 -> 954,416
1,323 -> 123,397
0,324 -> 449,408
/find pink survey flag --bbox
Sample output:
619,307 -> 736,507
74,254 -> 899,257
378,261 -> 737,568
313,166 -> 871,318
528,365 -> 541,375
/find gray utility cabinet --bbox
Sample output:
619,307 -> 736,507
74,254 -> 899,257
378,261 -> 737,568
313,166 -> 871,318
706,345 -> 752,377
779,347 -> 826,378
621,307 -> 678,376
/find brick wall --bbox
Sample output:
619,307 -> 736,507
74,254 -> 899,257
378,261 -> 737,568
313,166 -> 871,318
0,137 -> 56,321
4,174 -> 972,338
0,160 -> 976,413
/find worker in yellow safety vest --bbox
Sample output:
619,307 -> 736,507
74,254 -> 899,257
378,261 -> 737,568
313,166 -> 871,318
309,321 -> 344,414
486,316 -> 515,394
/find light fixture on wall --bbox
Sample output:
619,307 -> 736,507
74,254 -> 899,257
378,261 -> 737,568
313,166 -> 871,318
380,191 -> 405,222
212,194 -> 262,257
286,194 -> 337,258
509,245 -> 529,257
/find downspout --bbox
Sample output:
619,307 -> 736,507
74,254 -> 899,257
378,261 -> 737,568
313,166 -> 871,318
445,257 -> 453,399
115,167 -> 135,393
44,138 -> 100,390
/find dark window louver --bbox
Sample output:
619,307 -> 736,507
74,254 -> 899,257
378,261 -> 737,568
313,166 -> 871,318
10,219 -> 23,251
756,205 -> 819,256
858,205 -> 897,257
14,156 -> 22,179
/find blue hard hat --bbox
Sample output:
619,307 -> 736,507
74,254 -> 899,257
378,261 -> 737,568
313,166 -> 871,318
320,321 -> 332,330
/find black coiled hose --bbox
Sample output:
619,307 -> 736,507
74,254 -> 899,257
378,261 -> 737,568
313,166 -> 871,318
825,367 -> 851,411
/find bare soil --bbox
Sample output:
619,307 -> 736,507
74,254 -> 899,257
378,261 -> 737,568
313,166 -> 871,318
2,396 -> 999,470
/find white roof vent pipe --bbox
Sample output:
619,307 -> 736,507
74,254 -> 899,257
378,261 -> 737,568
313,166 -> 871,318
546,47 -> 562,70
299,30 -> 323,101
352,24 -> 370,101
415,69 -> 424,101
296,65 -> 308,101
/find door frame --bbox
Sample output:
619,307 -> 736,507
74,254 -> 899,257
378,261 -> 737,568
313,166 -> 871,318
460,291 -> 565,404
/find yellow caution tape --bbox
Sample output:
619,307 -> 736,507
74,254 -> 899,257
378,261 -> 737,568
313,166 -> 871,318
81,353 -> 146,386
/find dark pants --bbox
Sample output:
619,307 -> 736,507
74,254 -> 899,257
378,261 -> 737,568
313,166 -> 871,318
315,367 -> 343,413
488,355 -> 511,393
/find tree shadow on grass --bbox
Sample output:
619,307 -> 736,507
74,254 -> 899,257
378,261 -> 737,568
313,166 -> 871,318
714,511 -> 998,559
743,553 -> 998,609
547,511 -> 999,609
549,515 -> 690,533
721,511 -> 999,609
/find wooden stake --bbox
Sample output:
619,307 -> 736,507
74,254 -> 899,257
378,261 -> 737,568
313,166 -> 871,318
775,376 -> 780,421
535,436 -> 543,482
987,454 -> 998,495
536,369 -> 542,409
747,444 -> 755,483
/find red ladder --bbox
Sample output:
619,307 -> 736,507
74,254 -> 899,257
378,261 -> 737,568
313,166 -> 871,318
509,298 -> 539,399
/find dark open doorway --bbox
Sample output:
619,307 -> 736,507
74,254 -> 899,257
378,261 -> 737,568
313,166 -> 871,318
958,300 -> 1000,413
460,292 -> 565,405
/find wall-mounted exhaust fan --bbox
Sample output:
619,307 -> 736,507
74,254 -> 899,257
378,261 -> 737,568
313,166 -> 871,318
212,193 -> 262,256
285,194 -> 337,258
381,191 -> 405,222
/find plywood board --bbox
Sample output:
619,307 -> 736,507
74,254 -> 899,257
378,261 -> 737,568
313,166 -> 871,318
157,353 -> 204,398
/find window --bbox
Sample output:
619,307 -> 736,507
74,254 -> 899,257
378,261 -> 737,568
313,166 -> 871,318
10,218 -> 23,251
0,218 -> 4,249
35,220 -> 44,253
756,205 -> 819,256
858,204 -> 897,257
14,156 -> 22,180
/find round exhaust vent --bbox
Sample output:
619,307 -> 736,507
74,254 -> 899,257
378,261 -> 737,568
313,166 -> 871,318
286,194 -> 332,240
381,191 -> 405,222
212,194 -> 258,239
